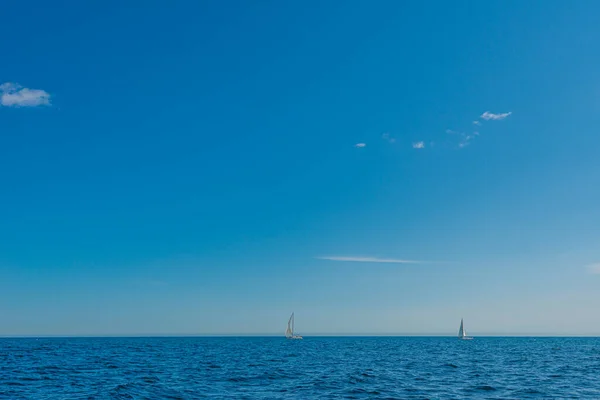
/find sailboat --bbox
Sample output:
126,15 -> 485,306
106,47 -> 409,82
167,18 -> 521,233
285,312 -> 302,340
458,318 -> 473,340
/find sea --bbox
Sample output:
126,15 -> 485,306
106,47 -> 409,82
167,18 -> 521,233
1,336 -> 600,399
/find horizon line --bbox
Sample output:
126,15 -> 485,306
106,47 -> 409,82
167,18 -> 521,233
2,333 -> 600,338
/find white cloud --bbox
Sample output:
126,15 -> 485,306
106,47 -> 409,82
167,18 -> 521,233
412,141 -> 425,149
382,132 -> 396,143
1,82 -> 51,107
447,128 -> 478,149
585,263 -> 600,274
316,256 -> 424,264
354,143 -> 366,148
480,111 -> 511,121
473,120 -> 481,126
459,133 -> 479,148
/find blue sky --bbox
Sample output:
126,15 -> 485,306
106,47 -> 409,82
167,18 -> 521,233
1,0 -> 600,336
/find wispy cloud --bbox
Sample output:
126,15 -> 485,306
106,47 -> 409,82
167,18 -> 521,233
480,111 -> 511,121
585,263 -> 600,274
473,120 -> 481,126
447,129 -> 477,149
1,82 -> 51,107
354,143 -> 366,148
382,132 -> 396,143
459,134 -> 476,148
316,256 -> 425,264
412,141 -> 425,149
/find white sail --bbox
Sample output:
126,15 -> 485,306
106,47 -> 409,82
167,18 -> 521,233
285,313 -> 294,338
458,318 -> 465,338
458,318 -> 472,339
285,312 -> 302,339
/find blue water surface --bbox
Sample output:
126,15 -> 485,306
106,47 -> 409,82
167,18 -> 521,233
1,337 -> 600,399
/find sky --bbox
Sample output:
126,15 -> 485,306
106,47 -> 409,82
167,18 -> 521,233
1,0 -> 600,336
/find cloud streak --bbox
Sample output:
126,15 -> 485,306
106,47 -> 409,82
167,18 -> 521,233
1,82 -> 51,107
480,111 -> 511,121
585,263 -> 600,274
382,132 -> 396,143
359,108 -> 512,152
446,128 -> 480,149
316,256 -> 425,264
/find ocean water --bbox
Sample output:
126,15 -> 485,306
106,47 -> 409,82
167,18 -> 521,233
1,337 -> 600,399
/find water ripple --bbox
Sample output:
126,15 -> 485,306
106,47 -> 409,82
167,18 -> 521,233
1,337 -> 600,398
